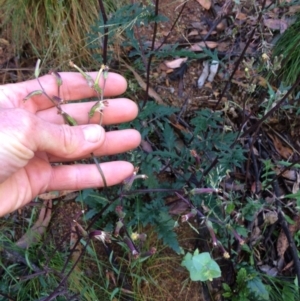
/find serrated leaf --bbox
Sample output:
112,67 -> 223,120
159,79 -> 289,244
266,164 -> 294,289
162,122 -> 177,150
156,211 -> 180,253
83,208 -> 98,220
247,277 -> 269,300
237,268 -> 247,284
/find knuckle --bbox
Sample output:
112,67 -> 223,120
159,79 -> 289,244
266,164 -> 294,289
59,125 -> 78,155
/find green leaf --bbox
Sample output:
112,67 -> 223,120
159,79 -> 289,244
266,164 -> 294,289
282,283 -> 296,301
222,292 -> 232,298
84,208 -> 98,220
23,90 -> 44,101
222,283 -> 231,292
285,191 -> 300,199
278,160 -> 300,169
225,202 -> 235,214
236,268 -> 247,284
156,211 -> 180,253
247,277 -> 269,300
181,252 -> 193,269
162,122 -> 176,150
181,251 -> 221,282
285,214 -> 295,225
110,287 -> 120,300
62,112 -> 78,126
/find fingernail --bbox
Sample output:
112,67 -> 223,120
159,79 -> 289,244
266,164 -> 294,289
82,125 -> 102,143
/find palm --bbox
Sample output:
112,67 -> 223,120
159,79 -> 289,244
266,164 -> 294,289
0,72 -> 140,216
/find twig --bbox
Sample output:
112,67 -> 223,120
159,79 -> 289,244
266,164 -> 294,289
142,0 -> 160,108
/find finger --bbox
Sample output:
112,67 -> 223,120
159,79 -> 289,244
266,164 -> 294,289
3,72 -> 127,111
1,109 -> 106,176
48,129 -> 141,162
0,160 -> 134,216
32,122 -> 106,160
36,98 -> 139,125
47,161 -> 134,191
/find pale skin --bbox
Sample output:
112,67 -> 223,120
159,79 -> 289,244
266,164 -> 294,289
0,72 -> 141,216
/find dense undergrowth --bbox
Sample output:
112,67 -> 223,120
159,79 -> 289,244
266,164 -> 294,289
1,0 -> 300,300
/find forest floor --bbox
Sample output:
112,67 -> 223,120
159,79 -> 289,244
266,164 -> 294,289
1,1 -> 300,300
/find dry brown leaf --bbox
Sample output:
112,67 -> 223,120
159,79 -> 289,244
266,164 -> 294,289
200,29 -> 217,35
288,5 -> 300,14
69,221 -> 86,283
264,211 -> 278,225
204,82 -> 213,89
188,29 -> 199,36
216,19 -> 227,31
231,79 -> 249,88
274,167 -> 297,181
0,38 -> 10,46
161,30 -> 170,36
140,139 -> 153,153
121,59 -> 164,105
168,200 -> 190,215
217,41 -> 230,52
159,62 -> 168,71
263,18 -> 288,33
164,57 -> 187,69
191,22 -> 203,29
38,190 -> 76,200
170,121 -> 189,133
166,68 -> 174,74
189,41 -> 218,51
268,134 -> 293,159
196,0 -> 211,10
16,200 -> 52,249
292,172 -> 300,194
236,12 -> 247,20
277,215 -> 300,260
251,181 -> 262,194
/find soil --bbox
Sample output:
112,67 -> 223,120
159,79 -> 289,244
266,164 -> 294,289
47,198 -> 206,301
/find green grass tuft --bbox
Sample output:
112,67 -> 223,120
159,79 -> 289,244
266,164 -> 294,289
273,14 -> 300,86
0,0 -> 128,69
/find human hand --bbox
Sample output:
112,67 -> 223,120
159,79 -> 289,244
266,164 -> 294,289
0,72 -> 141,216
